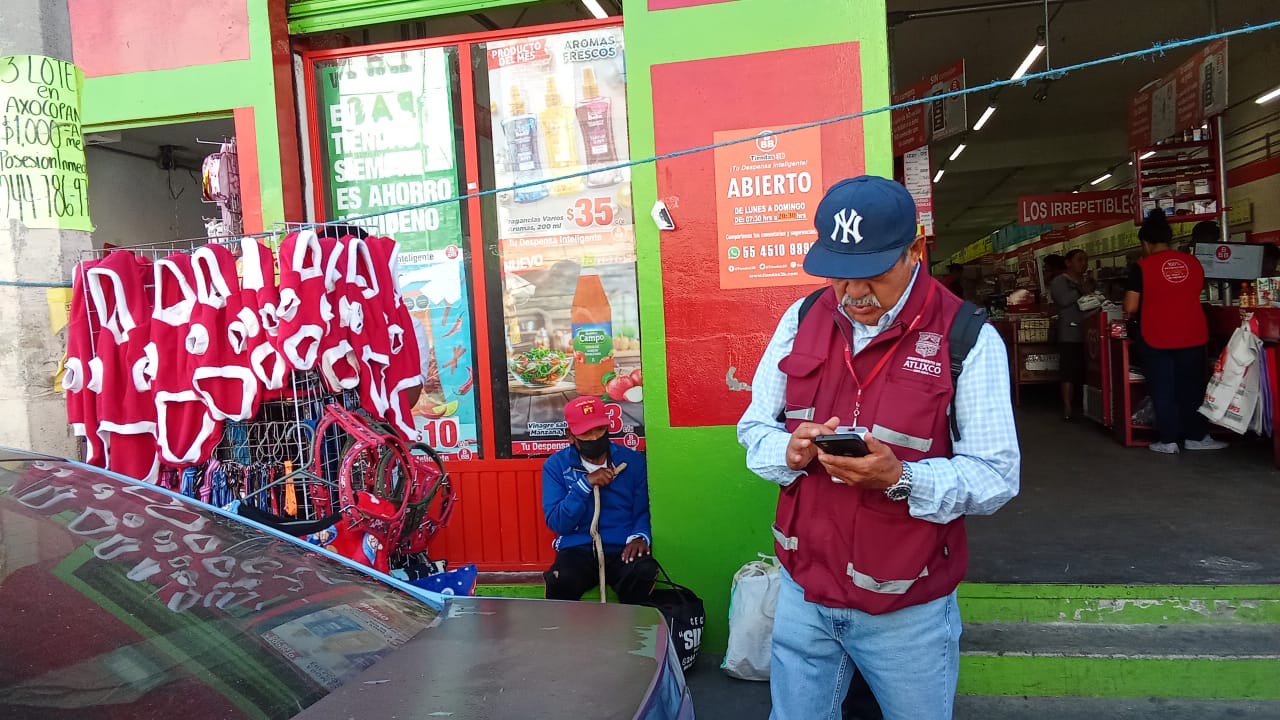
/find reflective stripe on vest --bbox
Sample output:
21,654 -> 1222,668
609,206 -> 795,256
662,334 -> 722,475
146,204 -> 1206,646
870,423 -> 934,453
847,564 -> 930,595
772,524 -> 798,551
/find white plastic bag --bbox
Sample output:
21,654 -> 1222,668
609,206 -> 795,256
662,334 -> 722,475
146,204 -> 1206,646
721,555 -> 781,681
1201,319 -> 1262,434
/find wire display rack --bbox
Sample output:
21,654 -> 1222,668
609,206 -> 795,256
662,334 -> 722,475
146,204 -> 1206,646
75,230 -> 369,522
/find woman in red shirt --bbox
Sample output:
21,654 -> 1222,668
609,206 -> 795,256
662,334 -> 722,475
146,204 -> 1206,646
1123,211 -> 1226,454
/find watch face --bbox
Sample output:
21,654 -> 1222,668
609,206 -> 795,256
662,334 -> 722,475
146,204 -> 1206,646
886,484 -> 911,501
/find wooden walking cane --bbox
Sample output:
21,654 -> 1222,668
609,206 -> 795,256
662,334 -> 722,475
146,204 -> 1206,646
589,462 -> 626,604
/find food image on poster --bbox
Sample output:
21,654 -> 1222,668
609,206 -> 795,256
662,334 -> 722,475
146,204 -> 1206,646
486,27 -> 644,456
499,258 -> 643,456
397,248 -> 480,459
714,125 -> 825,290
314,48 -> 462,253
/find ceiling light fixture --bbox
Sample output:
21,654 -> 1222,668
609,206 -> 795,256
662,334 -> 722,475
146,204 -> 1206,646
973,105 -> 997,131
949,144 -> 967,162
934,168 -> 945,183
1011,29 -> 1047,81
1090,173 -> 1112,186
1139,150 -> 1156,160
580,0 -> 609,19
1256,84 -> 1280,105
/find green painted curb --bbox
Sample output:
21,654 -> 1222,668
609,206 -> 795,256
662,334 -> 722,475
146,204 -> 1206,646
959,584 -> 1280,625
958,656 -> 1280,700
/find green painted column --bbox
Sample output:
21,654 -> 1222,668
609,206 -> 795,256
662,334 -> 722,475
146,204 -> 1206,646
622,0 -> 892,651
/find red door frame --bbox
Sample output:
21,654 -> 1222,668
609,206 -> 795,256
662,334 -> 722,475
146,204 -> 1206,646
299,18 -> 621,471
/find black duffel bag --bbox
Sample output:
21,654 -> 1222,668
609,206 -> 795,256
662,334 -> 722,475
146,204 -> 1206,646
645,562 -> 705,673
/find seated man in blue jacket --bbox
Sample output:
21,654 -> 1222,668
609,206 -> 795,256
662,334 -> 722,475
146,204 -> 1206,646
542,396 -> 657,604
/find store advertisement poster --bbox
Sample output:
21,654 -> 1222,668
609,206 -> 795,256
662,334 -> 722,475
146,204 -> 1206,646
397,249 -> 480,459
315,48 -> 462,252
0,55 -> 92,230
713,126 -> 824,290
891,60 -> 966,157
487,27 -> 644,455
1127,39 -> 1227,150
652,42 -> 867,427
903,145 -> 934,236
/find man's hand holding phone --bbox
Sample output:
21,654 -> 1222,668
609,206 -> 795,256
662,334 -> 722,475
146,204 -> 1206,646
787,416 -> 841,470
820,433 -> 903,491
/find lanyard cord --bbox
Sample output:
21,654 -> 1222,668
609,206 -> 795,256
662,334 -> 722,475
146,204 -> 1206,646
841,281 -> 937,425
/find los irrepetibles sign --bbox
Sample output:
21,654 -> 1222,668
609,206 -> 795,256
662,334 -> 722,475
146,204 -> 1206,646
1018,189 -> 1136,225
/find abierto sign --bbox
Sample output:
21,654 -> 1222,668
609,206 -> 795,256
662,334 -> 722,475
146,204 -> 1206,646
1018,189 -> 1136,225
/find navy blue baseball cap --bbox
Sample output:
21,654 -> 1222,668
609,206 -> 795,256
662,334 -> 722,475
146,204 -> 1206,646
805,176 -> 919,279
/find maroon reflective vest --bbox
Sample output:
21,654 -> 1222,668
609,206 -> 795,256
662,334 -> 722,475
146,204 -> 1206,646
774,275 -> 968,613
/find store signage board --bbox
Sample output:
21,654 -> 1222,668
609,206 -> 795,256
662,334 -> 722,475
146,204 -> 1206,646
1194,242 -> 1263,280
902,145 -> 934,236
0,55 -> 92,231
891,60 -> 966,156
314,47 -> 478,459
485,26 -> 645,456
713,125 -> 824,289
1127,39 -> 1227,150
1018,189 -> 1136,225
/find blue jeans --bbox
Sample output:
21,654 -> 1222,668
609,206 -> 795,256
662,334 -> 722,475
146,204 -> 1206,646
769,568 -> 960,720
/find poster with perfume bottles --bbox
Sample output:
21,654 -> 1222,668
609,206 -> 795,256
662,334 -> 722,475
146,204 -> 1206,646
485,27 -> 645,456
315,47 -> 463,254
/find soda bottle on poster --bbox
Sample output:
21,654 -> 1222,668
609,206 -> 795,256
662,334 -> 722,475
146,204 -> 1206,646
571,268 -> 614,396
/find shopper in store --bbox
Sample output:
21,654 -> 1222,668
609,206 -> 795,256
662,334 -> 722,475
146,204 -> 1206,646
1124,211 -> 1227,454
541,396 -> 658,604
942,263 -> 965,297
1050,249 -> 1093,420
1042,254 -> 1067,302
737,175 -> 1020,720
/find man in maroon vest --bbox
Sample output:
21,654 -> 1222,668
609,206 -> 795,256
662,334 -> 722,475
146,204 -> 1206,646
737,175 -> 1021,720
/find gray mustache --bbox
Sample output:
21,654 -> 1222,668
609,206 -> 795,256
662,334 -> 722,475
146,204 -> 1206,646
841,293 -> 882,309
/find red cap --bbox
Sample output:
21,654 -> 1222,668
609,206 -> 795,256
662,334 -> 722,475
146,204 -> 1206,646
564,396 -> 610,436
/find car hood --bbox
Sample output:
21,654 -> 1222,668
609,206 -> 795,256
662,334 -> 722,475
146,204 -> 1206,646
294,595 -> 671,720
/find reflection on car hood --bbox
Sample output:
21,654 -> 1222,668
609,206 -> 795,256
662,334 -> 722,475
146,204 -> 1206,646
294,596 -> 669,720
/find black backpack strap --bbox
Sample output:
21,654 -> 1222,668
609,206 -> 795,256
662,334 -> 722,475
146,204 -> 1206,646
775,287 -> 832,423
948,301 -> 988,441
796,286 -> 828,324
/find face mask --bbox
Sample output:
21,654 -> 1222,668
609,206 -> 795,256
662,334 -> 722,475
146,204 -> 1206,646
576,435 -> 611,460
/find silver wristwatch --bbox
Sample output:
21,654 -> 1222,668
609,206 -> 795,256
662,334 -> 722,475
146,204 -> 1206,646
885,462 -> 913,501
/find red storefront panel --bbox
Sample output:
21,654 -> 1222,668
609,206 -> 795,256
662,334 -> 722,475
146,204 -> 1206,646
651,42 -> 866,428
428,464 -> 557,571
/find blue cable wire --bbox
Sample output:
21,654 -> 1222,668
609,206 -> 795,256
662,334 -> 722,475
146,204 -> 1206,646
286,20 -> 1280,235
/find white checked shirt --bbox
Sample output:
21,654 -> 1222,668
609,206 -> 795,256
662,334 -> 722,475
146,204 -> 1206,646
736,266 -> 1021,524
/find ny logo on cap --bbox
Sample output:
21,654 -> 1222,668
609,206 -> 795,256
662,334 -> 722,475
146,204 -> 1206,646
831,208 -> 864,244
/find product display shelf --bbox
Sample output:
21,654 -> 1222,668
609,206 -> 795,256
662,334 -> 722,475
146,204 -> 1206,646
994,317 -> 1060,407
1082,313 -> 1114,427
1109,337 -> 1156,447
1133,133 -> 1225,226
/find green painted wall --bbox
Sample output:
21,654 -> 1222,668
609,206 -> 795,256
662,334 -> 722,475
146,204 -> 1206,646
79,1 -> 288,229
622,0 -> 892,651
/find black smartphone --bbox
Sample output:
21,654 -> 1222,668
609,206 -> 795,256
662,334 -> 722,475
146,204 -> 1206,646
812,433 -> 870,457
